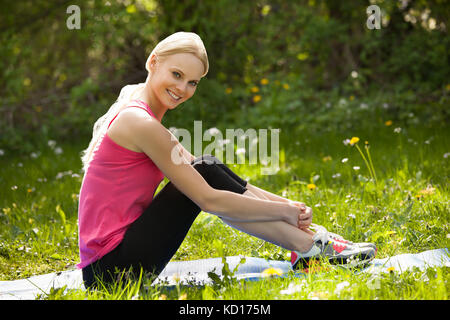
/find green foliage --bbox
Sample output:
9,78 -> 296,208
0,0 -> 448,151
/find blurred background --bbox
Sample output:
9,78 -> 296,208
0,0 -> 448,154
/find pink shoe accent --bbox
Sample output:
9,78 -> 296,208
291,251 -> 298,265
332,243 -> 347,253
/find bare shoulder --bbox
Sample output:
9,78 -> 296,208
107,107 -> 164,152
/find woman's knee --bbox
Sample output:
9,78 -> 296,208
191,154 -> 222,165
191,155 -> 220,178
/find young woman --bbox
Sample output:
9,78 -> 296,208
77,32 -> 376,289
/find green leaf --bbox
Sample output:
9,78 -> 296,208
56,204 -> 66,226
50,253 -> 63,260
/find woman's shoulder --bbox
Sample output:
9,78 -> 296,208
107,106 -> 161,152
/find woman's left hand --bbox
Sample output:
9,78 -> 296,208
291,201 -> 312,229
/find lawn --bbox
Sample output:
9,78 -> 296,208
0,120 -> 449,300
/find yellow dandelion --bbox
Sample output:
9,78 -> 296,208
418,186 -> 435,196
27,188 -> 33,193
307,183 -> 316,190
126,4 -> 137,13
282,83 -> 290,90
178,293 -> 187,300
386,267 -> 395,273
349,95 -> 355,101
261,4 -> 271,16
296,52 -> 309,61
251,86 -> 259,93
158,294 -> 167,300
23,78 -> 31,86
349,137 -> 360,145
260,78 -> 269,85
385,120 -> 393,126
225,87 -> 233,94
322,155 -> 332,162
253,95 -> 262,103
261,267 -> 283,277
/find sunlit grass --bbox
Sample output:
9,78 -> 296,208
0,122 -> 449,299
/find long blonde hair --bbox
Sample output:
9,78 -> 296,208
80,32 -> 209,173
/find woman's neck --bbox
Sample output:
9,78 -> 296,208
137,82 -> 166,122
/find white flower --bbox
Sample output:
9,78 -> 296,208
394,127 -> 402,133
359,103 -> 368,110
280,280 -> 307,295
341,158 -> 348,163
0,149 -> 4,156
351,71 -> 358,78
353,166 -> 360,171
334,281 -> 350,295
206,127 -> 220,135
343,139 -> 351,146
236,148 -> 246,155
338,98 -> 347,106
443,153 -> 450,159
54,147 -> 63,155
332,173 -> 341,179
47,140 -> 57,148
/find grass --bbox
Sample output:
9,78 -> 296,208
0,119 -> 449,300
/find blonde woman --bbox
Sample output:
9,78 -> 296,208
77,32 -> 375,289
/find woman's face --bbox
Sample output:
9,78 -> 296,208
148,52 -> 204,110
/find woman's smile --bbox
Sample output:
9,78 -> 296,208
166,89 -> 182,101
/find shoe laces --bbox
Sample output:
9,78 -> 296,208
311,224 -> 345,242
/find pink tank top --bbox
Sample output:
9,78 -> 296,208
77,100 -> 164,269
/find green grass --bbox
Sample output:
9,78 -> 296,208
0,122 -> 449,300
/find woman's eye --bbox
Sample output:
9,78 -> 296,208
190,81 -> 198,87
173,71 -> 181,78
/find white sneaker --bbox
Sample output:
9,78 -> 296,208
291,229 -> 376,269
310,224 -> 377,251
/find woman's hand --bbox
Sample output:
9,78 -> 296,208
291,201 -> 313,230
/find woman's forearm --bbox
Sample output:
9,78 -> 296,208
246,183 -> 291,203
204,189 -> 293,224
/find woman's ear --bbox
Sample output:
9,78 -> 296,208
147,54 -> 158,72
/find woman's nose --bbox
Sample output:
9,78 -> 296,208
175,83 -> 187,95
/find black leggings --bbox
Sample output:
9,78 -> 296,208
82,154 -> 247,289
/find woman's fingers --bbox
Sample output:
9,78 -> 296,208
298,206 -> 312,228
292,201 -> 307,212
